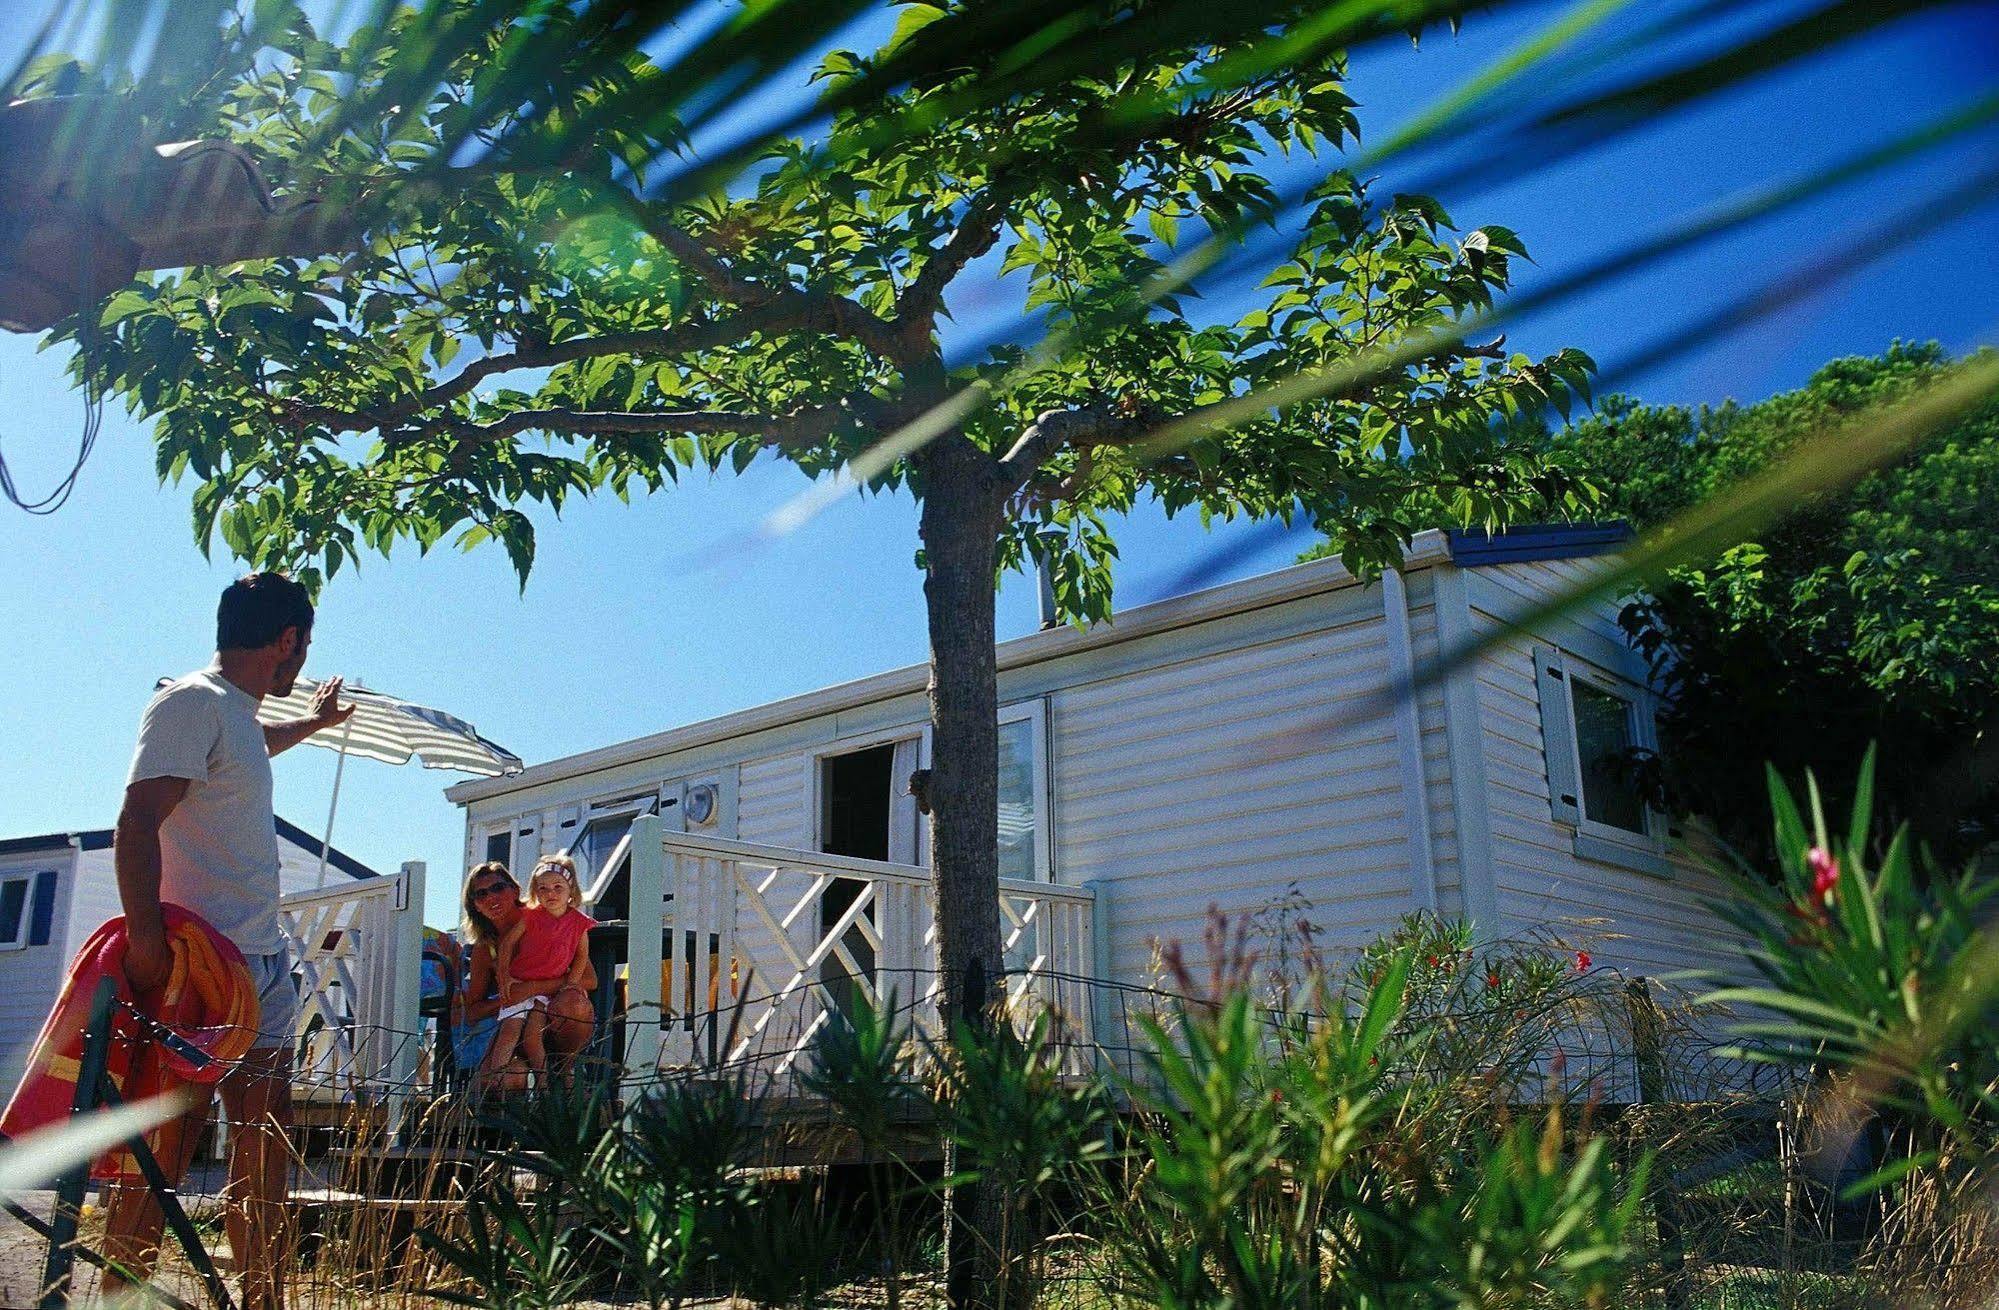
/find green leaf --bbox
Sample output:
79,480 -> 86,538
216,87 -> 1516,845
98,288 -> 154,327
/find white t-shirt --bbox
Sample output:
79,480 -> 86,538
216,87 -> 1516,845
126,663 -> 282,954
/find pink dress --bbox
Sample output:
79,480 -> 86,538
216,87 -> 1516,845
500,907 -> 595,1019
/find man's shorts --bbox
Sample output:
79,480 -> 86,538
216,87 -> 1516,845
245,951 -> 301,1056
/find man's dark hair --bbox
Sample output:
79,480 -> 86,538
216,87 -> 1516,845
216,573 -> 314,651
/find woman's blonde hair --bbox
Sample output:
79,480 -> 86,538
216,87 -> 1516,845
459,860 -> 520,948
529,852 -> 585,908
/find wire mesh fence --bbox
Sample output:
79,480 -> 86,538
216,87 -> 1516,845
4,945 -> 1986,1310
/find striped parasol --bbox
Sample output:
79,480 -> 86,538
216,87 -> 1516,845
254,678 -> 522,777
161,676 -> 524,886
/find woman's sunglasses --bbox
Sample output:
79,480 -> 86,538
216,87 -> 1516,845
471,882 -> 515,901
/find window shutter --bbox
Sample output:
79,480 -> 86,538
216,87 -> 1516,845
1534,646 -> 1582,826
28,869 -> 58,947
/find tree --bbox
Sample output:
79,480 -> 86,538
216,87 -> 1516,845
43,4 -> 1595,1297
1555,345 -> 1996,862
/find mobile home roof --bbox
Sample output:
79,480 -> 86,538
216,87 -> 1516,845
444,522 -> 1629,807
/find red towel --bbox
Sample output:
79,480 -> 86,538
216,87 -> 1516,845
1,905 -> 260,1180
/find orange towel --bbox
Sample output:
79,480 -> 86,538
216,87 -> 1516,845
0,905 -> 259,1180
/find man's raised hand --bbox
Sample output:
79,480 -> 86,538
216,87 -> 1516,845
308,676 -> 357,731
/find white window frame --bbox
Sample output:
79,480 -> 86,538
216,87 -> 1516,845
477,822 -> 514,870
1534,646 -> 1670,877
0,870 -> 39,951
804,703 -> 1051,882
998,699 -> 1053,883
573,793 -> 660,908
810,721 -> 933,859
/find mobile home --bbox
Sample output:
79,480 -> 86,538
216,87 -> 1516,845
447,524 -> 1742,1077
0,817 -> 383,1079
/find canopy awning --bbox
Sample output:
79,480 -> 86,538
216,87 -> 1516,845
255,678 -> 523,778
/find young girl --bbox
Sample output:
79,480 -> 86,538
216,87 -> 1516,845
481,854 -> 595,1090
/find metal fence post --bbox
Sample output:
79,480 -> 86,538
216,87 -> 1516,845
40,976 -> 117,1309
1625,976 -> 1687,1310
623,816 -> 666,1106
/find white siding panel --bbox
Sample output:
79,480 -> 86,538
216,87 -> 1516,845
0,847 -> 78,1085
277,840 -> 364,897
64,847 -> 122,960
736,755 -> 812,850
1053,615 -> 1421,983
730,754 -> 818,996
1466,563 -> 1752,986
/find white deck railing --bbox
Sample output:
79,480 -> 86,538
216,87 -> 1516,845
278,861 -> 427,1106
624,823 -> 1097,1087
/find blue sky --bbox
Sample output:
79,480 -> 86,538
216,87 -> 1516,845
1,2 -> 1995,928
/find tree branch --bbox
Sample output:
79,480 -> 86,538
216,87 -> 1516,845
996,403 -> 1155,486
893,184 -> 1016,347
612,193 -> 907,359
289,316 -> 763,438
423,402 -> 865,453
282,301 -> 868,439
994,335 -> 1510,485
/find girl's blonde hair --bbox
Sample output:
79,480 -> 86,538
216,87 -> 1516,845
529,852 -> 585,907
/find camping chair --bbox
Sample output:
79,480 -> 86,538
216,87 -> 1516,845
419,944 -> 462,1096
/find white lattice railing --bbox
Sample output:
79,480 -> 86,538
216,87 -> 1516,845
622,825 -> 1097,1088
278,861 -> 427,1105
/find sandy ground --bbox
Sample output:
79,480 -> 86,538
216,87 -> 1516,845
0,1164 -> 235,1309
0,1171 -> 733,1308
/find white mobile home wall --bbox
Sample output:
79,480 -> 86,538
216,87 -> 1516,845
449,530 -> 1742,1001
60,837 -> 371,963
0,841 -> 80,1083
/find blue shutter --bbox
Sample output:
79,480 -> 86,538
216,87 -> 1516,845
1535,646 -> 1582,826
27,869 -> 58,947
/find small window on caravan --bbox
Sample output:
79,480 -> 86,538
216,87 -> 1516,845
1571,680 -> 1646,835
996,704 -> 1049,882
1534,647 -> 1668,875
565,795 -> 660,913
0,869 -> 54,951
483,828 -> 512,869
0,874 -> 32,949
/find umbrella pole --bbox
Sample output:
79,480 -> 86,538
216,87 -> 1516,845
317,718 -> 356,888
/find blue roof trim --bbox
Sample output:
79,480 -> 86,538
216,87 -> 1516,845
1444,521 -> 1633,567
2,819 -> 381,879
273,816 -> 382,880
0,832 -> 76,857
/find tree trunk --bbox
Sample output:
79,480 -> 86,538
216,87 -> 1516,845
919,436 -> 1007,1027
918,436 -> 1008,1309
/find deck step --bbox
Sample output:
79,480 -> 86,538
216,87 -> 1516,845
325,1145 -> 533,1196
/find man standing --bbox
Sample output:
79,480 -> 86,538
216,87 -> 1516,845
103,573 -> 352,1310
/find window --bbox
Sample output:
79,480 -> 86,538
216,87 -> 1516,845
1535,647 -> 1665,873
0,876 -> 29,949
1572,681 -> 1647,835
483,828 -> 511,868
0,870 -> 54,951
998,701 -> 1051,882
809,705 -> 1048,881
572,812 -> 638,887
570,797 -> 658,907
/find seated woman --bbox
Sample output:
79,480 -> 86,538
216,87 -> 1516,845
453,860 -> 597,1091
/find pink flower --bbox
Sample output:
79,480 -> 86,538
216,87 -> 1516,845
1486,971 -> 1501,989
1808,847 -> 1840,902
1574,950 -> 1592,973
